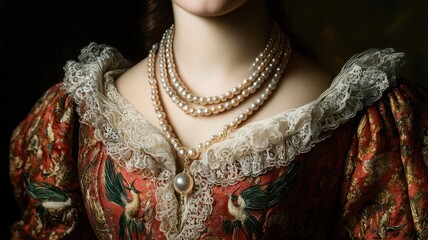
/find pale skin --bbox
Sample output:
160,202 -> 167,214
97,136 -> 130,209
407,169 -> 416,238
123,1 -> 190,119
116,0 -> 332,171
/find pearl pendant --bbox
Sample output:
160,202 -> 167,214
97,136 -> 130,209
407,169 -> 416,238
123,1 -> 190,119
173,172 -> 194,194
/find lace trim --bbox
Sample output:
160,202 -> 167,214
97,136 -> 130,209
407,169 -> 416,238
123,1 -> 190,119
62,43 -> 404,240
63,43 -> 181,238
200,48 -> 405,169
62,43 -> 174,176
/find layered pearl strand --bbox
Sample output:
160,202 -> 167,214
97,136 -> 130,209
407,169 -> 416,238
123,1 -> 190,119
147,22 -> 291,196
163,23 -> 281,110
160,23 -> 286,117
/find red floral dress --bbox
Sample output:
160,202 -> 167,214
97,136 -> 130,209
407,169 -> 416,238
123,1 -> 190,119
9,43 -> 428,239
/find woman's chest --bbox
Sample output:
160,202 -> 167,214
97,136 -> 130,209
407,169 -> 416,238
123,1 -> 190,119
77,123 -> 353,240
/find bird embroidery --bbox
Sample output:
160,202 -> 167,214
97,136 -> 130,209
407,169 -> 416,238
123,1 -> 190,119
104,158 -> 148,240
23,173 -> 72,228
223,161 -> 301,239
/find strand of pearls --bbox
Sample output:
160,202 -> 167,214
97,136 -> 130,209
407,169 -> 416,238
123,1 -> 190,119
159,27 -> 287,117
163,23 -> 281,108
147,23 -> 291,195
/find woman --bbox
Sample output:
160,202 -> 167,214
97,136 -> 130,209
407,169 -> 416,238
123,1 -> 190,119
9,0 -> 428,239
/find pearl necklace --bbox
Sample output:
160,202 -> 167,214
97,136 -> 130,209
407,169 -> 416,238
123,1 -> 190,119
162,23 -> 281,111
159,23 -> 287,117
147,24 -> 291,196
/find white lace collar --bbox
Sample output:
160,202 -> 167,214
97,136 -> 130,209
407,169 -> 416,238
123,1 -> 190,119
63,42 -> 404,239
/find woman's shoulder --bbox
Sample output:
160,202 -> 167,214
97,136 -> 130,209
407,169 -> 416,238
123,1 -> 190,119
321,47 -> 406,107
278,51 -> 333,103
262,47 -> 404,122
62,42 -> 132,93
60,42 -> 134,114
339,48 -> 428,143
115,56 -> 151,116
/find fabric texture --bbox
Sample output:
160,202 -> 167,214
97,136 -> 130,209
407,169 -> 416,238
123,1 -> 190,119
9,43 -> 428,239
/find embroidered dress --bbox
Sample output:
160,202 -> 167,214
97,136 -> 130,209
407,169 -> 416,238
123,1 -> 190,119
9,43 -> 428,239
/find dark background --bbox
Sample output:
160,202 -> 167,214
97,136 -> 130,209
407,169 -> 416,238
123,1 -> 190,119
1,1 -> 146,238
1,0 -> 427,239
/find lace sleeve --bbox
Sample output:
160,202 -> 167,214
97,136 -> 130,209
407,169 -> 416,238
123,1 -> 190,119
337,80 -> 428,239
9,83 -> 94,239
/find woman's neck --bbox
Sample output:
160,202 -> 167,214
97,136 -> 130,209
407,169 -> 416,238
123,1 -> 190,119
170,1 -> 271,92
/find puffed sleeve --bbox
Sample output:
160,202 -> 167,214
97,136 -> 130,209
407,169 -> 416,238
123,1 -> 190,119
9,83 -> 94,239
337,80 -> 428,239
